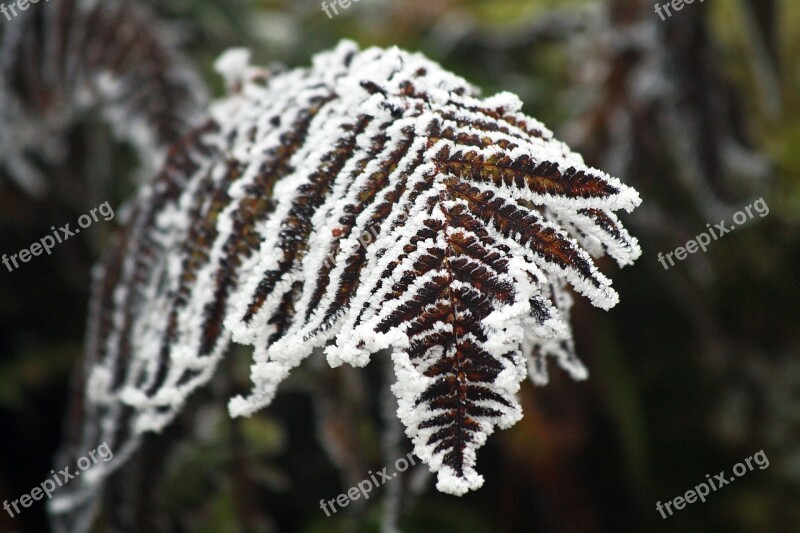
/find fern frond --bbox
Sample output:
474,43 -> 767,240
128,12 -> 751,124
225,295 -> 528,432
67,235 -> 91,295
51,40 -> 640,526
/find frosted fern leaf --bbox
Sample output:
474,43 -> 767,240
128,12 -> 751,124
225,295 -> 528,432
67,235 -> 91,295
53,40 -> 641,521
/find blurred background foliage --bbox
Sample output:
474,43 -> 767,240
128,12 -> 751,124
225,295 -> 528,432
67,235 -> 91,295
1,0 -> 799,531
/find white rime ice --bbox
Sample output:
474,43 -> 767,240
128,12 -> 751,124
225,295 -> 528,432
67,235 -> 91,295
51,40 -> 641,526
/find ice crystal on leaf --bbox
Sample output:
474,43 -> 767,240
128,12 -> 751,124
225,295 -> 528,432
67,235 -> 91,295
51,40 -> 641,525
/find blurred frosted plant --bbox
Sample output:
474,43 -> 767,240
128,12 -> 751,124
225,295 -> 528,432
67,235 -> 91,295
50,40 -> 640,530
0,0 -> 207,196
